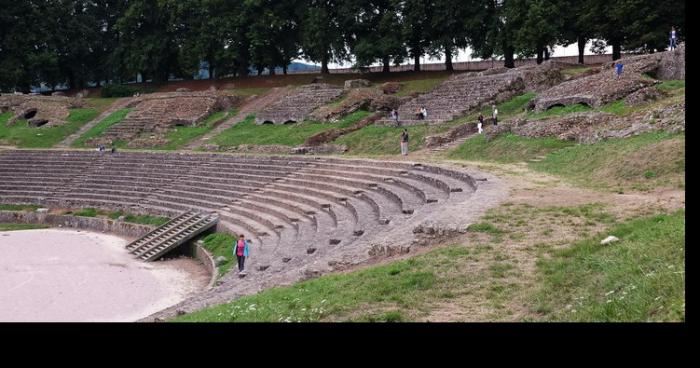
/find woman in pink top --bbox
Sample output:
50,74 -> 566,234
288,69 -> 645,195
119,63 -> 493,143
235,234 -> 250,273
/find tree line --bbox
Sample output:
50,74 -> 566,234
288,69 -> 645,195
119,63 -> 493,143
0,0 -> 684,92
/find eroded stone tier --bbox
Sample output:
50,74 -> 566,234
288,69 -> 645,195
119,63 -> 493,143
377,62 -> 564,126
95,92 -> 237,145
255,83 -> 343,124
0,94 -> 84,127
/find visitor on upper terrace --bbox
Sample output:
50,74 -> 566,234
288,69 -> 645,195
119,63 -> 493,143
478,114 -> 484,134
670,27 -> 678,50
400,129 -> 409,156
421,107 -> 428,120
616,62 -> 624,78
492,105 -> 498,126
415,107 -> 423,120
391,109 -> 399,126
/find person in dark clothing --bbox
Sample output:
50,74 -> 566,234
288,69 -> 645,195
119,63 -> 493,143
400,129 -> 409,156
235,234 -> 250,274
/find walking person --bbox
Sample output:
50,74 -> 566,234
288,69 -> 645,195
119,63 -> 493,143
615,62 -> 624,78
492,105 -> 498,126
400,129 -> 409,156
420,107 -> 428,120
670,27 -> 677,50
477,114 -> 484,134
415,107 -> 423,120
234,234 -> 250,275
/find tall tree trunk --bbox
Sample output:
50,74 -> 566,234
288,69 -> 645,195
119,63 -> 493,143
256,65 -> 263,76
544,47 -> 550,61
283,64 -> 288,75
321,54 -> 329,74
536,46 -> 544,64
445,46 -> 454,71
504,44 -> 515,68
269,66 -> 276,75
577,36 -> 586,64
413,52 -> 421,71
612,41 -> 621,60
382,56 -> 391,73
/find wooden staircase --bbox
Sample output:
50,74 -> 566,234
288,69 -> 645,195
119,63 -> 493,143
126,211 -> 219,262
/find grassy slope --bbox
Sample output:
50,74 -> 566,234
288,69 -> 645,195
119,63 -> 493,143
533,210 -> 685,322
152,110 -> 234,150
449,133 -> 575,163
0,108 -> 98,148
394,78 -> 448,97
531,132 -> 685,192
71,108 -> 132,147
0,204 -> 42,211
61,208 -> 169,226
200,233 -> 238,276
212,110 -> 370,148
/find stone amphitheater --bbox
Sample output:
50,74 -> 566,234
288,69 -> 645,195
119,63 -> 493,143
93,91 -> 238,147
0,149 -> 505,320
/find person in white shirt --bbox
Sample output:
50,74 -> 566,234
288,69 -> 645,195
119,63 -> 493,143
670,27 -> 677,50
421,107 -> 428,120
492,105 -> 498,126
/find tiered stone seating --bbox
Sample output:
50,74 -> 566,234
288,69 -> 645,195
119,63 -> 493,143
255,84 -> 343,124
0,149 -> 483,318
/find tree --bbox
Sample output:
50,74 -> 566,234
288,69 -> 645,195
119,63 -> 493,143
512,0 -> 562,64
398,0 -> 433,71
301,0 -> 347,74
470,0 -> 520,68
557,0 -> 596,64
428,0 -> 475,71
113,0 -> 182,84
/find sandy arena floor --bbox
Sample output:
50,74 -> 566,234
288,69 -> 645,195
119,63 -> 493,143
0,228 -> 209,322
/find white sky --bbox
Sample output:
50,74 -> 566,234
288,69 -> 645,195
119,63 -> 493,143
297,41 -> 613,69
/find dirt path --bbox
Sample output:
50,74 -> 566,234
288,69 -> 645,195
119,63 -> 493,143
57,97 -> 135,148
184,87 -> 291,150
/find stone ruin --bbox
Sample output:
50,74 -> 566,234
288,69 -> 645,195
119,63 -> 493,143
255,83 -> 343,125
376,61 -> 565,126
91,91 -> 238,147
533,46 -> 685,112
0,94 -> 85,127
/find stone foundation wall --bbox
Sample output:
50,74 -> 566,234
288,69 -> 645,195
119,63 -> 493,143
0,211 -> 154,239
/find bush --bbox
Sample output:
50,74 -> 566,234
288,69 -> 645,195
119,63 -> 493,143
101,84 -> 140,98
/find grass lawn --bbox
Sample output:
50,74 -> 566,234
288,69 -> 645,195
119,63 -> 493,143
336,122 -> 456,155
200,233 -> 238,277
150,109 -> 235,150
71,108 -> 132,148
394,78 -> 449,97
448,133 -> 575,163
61,208 -> 169,226
0,204 -> 42,211
229,87 -> 272,97
561,66 -> 593,78
530,131 -> 685,192
0,223 -> 51,231
532,210 -> 685,322
0,108 -> 99,148
211,110 -> 370,148
84,97 -> 121,112
527,103 -> 593,119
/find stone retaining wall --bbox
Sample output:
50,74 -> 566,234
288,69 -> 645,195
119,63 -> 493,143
0,211 -> 153,239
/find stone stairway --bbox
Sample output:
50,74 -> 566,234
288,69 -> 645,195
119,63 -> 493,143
56,97 -> 136,147
429,135 -> 472,153
126,211 -> 219,262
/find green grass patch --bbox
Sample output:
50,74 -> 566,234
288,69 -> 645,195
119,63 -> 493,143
84,97 -> 121,112
212,110 -> 370,148
67,208 -> 100,217
230,87 -> 272,97
394,78 -> 447,97
468,222 -> 504,234
448,133 -> 575,163
0,108 -> 98,148
336,120 -> 461,155
561,66 -> 592,78
106,211 -> 169,226
0,223 -> 51,231
478,92 -> 536,119
532,210 -> 685,322
530,131 -> 685,191
527,103 -> 593,119
655,80 -> 685,92
0,204 -> 41,211
71,108 -> 132,148
150,110 -> 234,150
200,233 -> 238,276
